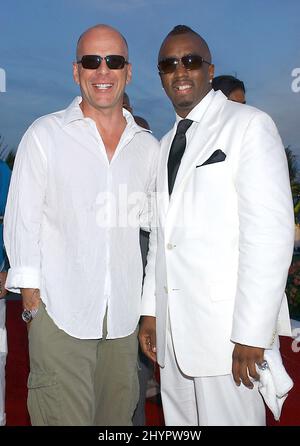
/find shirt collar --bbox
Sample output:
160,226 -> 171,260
62,96 -> 85,126
175,89 -> 215,125
122,108 -> 151,135
62,96 -> 151,135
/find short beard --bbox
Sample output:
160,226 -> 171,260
172,98 -> 194,113
176,99 -> 193,108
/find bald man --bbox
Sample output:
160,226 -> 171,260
4,24 -> 159,425
139,25 -> 293,426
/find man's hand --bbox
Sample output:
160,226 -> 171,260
232,343 -> 264,388
0,272 -> 8,298
21,288 -> 41,310
139,316 -> 157,363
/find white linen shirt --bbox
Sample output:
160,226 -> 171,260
4,97 -> 159,339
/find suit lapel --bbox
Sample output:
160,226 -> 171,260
157,128 -> 175,223
170,92 -> 226,199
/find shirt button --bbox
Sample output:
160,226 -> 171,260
164,286 -> 168,293
166,243 -> 174,250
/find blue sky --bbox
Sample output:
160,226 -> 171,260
0,0 -> 299,158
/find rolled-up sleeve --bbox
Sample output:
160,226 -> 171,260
4,125 -> 47,293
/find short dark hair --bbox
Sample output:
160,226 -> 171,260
167,25 -> 199,37
212,75 -> 245,97
163,25 -> 211,63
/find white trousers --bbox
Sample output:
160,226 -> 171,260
160,322 -> 266,426
0,299 -> 7,426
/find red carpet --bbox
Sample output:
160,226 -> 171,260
145,399 -> 164,426
5,300 -> 300,426
5,300 -> 30,426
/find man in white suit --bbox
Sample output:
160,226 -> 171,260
139,25 -> 294,426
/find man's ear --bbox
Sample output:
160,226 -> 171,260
159,72 -> 165,90
125,63 -> 132,85
209,63 -> 215,81
73,62 -> 80,85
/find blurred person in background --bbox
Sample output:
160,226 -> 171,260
212,74 -> 246,104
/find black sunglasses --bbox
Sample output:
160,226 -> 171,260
77,55 -> 129,70
158,54 -> 210,74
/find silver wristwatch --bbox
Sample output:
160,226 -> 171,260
22,308 -> 39,323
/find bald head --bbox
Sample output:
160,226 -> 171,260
76,24 -> 128,60
159,25 -> 211,64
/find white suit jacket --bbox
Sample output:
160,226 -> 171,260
142,90 -> 294,377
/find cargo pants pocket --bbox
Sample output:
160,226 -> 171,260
27,371 -> 62,426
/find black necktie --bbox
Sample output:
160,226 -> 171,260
167,119 -> 193,195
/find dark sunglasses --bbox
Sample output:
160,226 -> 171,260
158,54 -> 210,74
77,54 -> 129,70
